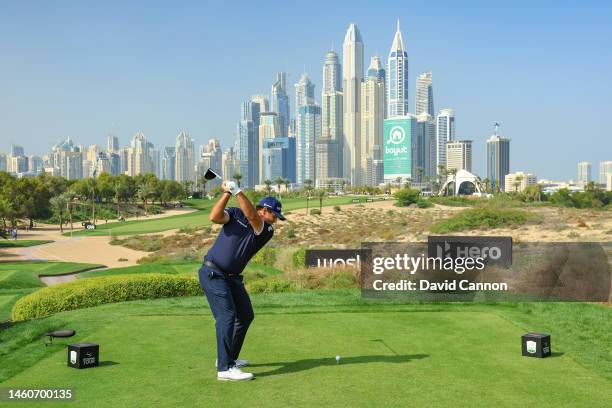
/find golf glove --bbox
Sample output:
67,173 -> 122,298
227,181 -> 242,196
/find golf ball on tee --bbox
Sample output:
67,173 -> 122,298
335,355 -> 341,363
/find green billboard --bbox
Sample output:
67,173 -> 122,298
384,117 -> 414,180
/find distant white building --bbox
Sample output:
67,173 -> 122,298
577,161 -> 591,184
505,172 -> 537,193
600,161 -> 612,184
446,140 -> 472,173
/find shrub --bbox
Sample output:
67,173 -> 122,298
285,227 -> 296,238
333,205 -> 341,211
251,246 -> 277,266
416,199 -> 433,208
292,248 -> 306,268
11,274 -> 201,321
430,207 -> 532,233
394,188 -> 421,206
429,196 -> 479,207
310,209 -> 321,215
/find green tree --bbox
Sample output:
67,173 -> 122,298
274,177 -> 284,197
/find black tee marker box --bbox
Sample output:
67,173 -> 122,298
68,342 -> 99,369
521,333 -> 551,358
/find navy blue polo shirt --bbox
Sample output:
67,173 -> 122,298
204,207 -> 274,274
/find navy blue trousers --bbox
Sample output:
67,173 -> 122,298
198,265 -> 254,372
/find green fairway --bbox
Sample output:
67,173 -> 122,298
0,262 -> 103,322
0,240 -> 53,248
67,196 -> 362,237
0,291 -> 610,407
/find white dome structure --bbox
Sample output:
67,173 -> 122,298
439,169 -> 484,196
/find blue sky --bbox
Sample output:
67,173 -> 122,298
1,0 -> 611,180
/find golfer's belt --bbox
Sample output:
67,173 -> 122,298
204,260 -> 240,278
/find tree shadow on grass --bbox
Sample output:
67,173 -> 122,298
250,354 -> 429,378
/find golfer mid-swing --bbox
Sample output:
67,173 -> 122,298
199,180 -> 285,381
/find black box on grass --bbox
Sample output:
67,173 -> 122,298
68,342 -> 99,369
521,333 -> 551,358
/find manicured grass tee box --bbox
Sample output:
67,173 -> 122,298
0,292 -> 610,407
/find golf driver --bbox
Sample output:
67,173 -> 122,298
204,168 -> 222,181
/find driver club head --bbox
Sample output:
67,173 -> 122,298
204,168 -> 222,181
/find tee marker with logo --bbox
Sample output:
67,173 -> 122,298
521,333 -> 551,358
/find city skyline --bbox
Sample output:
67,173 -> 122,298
1,1 -> 611,180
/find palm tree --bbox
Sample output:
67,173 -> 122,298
317,189 -> 326,213
513,175 -> 523,193
274,177 -> 284,197
482,178 -> 491,194
283,178 -> 291,194
448,168 -> 458,196
304,179 -> 313,214
137,183 -> 155,215
232,172 -> 242,188
197,175 -> 208,195
416,166 -> 424,183
50,194 -> 68,233
85,178 -> 98,224
263,179 -> 273,195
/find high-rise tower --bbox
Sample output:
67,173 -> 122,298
342,23 -> 364,185
387,20 -> 409,117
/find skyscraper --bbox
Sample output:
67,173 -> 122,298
435,108 -> 455,171
486,125 -> 511,192
446,140 -> 472,173
361,56 -> 385,186
161,147 -> 176,180
415,112 -> 436,181
577,161 -> 591,184
387,20 -> 409,117
599,161 -> 612,184
237,98 -> 262,188
271,73 -> 290,137
11,144 -> 24,157
321,50 -> 343,178
222,147 -> 237,181
258,112 -> 280,182
175,131 -> 195,183
297,104 -> 321,185
416,71 -> 434,116
342,23 -> 364,185
295,73 -> 315,108
127,132 -> 150,176
107,134 -> 119,153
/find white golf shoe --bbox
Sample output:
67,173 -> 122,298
215,358 -> 249,368
217,366 -> 254,381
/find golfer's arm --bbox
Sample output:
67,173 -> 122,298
209,192 -> 231,224
236,192 -> 263,232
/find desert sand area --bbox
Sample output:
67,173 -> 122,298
278,202 -> 612,246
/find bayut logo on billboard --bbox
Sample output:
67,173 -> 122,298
386,126 -> 407,156
384,117 -> 413,179
428,236 -> 512,268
